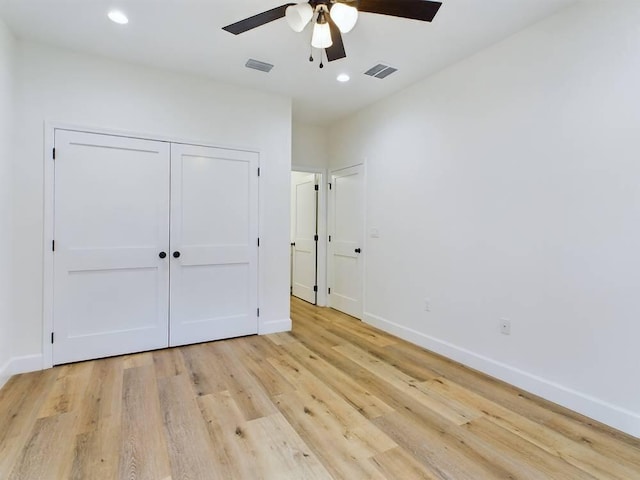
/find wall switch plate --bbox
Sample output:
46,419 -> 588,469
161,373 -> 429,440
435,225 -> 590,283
424,299 -> 431,312
500,319 -> 511,335
370,228 -> 380,238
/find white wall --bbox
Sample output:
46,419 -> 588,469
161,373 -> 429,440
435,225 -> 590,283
12,41 -> 292,365
292,122 -> 328,169
329,1 -> 640,437
0,19 -> 14,388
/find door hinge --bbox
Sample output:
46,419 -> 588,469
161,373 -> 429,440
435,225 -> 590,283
257,167 -> 261,177
51,332 -> 54,344
314,234 -> 318,242
52,148 -> 56,160
52,240 -> 55,252
328,235 -> 331,242
313,285 -> 318,292
257,237 -> 260,247
328,183 -> 332,190
314,184 -> 319,191
257,308 -> 260,317
328,287 -> 331,294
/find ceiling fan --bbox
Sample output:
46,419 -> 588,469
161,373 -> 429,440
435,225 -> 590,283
222,0 -> 443,67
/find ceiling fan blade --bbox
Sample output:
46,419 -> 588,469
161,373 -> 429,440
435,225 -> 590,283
326,18 -> 346,62
357,0 -> 442,22
222,3 -> 296,35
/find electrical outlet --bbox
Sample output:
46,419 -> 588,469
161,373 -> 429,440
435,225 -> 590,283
424,299 -> 431,312
500,319 -> 511,335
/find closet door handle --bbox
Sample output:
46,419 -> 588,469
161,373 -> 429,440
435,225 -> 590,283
159,251 -> 167,259
354,248 -> 361,253
173,251 -> 181,258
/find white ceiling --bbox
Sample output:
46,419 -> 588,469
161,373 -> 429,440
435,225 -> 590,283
0,0 -> 577,125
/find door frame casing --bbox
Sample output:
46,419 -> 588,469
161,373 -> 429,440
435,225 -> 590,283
327,162 -> 366,319
43,122 -> 261,368
291,165 -> 327,307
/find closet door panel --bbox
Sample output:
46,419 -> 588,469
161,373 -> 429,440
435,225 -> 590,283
53,130 -> 170,365
169,144 -> 258,346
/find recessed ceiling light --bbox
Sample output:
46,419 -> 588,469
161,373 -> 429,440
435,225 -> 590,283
108,10 -> 129,25
337,73 -> 350,83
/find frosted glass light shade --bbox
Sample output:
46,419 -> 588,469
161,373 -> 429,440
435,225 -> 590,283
330,3 -> 358,33
311,21 -> 333,48
285,3 -> 314,32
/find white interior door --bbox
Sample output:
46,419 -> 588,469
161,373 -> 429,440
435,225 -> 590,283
291,173 -> 318,304
53,130 -> 170,365
329,165 -> 364,319
169,144 -> 259,347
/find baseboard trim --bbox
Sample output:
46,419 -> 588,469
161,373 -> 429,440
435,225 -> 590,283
363,311 -> 640,439
259,318 -> 292,335
11,354 -> 44,375
0,358 -> 11,391
0,354 -> 44,392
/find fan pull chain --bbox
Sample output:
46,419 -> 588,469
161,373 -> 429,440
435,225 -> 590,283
319,49 -> 324,69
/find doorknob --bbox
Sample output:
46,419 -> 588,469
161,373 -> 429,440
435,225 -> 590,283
355,248 -> 361,253
159,251 -> 167,259
173,251 -> 181,258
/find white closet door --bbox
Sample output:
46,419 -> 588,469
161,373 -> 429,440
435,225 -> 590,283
329,165 -> 364,319
169,144 -> 259,346
53,130 -> 170,365
292,173 -> 318,304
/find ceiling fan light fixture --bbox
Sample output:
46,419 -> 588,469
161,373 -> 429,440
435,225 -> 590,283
285,3 -> 313,32
330,3 -> 358,33
311,11 -> 332,49
311,21 -> 332,48
107,10 -> 129,25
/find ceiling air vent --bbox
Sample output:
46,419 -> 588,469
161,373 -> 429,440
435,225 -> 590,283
245,59 -> 274,73
364,63 -> 398,79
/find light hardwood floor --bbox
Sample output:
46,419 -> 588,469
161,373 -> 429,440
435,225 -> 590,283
1,297 -> 639,479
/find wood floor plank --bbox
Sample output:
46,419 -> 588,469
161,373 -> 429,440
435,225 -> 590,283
335,343 -> 482,425
207,341 -> 279,420
122,351 -> 154,370
198,390 -> 258,479
0,296 -> 637,479
320,311 -> 398,348
269,355 -> 397,452
181,343 -> 228,397
8,411 -> 78,480
291,307 -> 440,382
153,347 -> 187,379
71,424 -> 121,480
0,370 -> 58,477
158,373 -> 223,480
118,365 -> 172,480
463,417 -> 599,480
243,413 -> 334,479
230,337 -> 296,397
75,355 -> 123,435
369,447 -> 443,480
37,361 -> 94,418
373,410 -> 515,480
387,339 -> 640,454
284,340 -> 394,419
71,356 -> 124,480
274,384 -> 397,479
429,376 -> 639,479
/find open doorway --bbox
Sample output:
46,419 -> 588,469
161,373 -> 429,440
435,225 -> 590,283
290,168 -> 327,306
